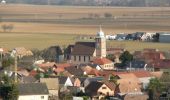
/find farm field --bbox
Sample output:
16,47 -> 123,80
0,32 -> 169,52
0,4 -> 170,50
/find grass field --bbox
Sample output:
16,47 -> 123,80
0,32 -> 77,49
0,32 -> 169,52
0,4 -> 170,50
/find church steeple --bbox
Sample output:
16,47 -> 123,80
97,25 -> 105,38
95,26 -> 106,58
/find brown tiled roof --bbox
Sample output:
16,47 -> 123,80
143,52 -> 165,60
104,81 -> 117,91
93,57 -> 113,65
14,47 -> 33,56
65,66 -> 84,76
71,42 -> 95,55
118,79 -> 141,93
124,94 -> 148,100
131,71 -> 152,78
143,48 -> 158,52
115,73 -> 138,80
40,78 -> 59,90
37,62 -> 56,68
151,59 -> 170,69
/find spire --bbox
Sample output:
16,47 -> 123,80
97,25 -> 105,38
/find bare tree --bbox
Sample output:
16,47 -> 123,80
1,24 -> 14,32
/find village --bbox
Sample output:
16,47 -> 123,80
0,27 -> 170,100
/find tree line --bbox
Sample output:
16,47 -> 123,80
5,0 -> 170,7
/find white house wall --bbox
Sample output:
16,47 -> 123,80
18,95 -> 48,100
64,77 -> 73,86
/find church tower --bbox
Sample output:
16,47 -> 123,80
95,26 -> 106,58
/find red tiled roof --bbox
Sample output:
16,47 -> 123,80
93,57 -> 113,65
37,62 -> 56,68
29,70 -> 38,77
151,59 -> 170,69
87,69 -> 100,76
53,63 -> 71,73
54,63 -> 71,68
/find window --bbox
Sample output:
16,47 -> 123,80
84,56 -> 86,62
102,87 -> 106,89
41,96 -> 44,99
79,56 -> 81,61
74,56 -> 76,61
88,56 -> 90,61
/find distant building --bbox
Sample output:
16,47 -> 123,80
159,33 -> 170,43
11,47 -> 33,58
18,83 -> 49,100
70,27 -> 106,64
1,0 -> 6,4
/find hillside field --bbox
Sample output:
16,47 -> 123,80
0,4 -> 170,50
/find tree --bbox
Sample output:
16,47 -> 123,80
159,71 -> 170,91
152,33 -> 160,42
0,75 -> 18,100
2,57 -> 14,69
18,56 -> 34,70
42,46 -> 63,62
1,24 -> 14,32
147,78 -> 162,100
119,51 -> 133,66
104,13 -> 112,18
106,54 -> 116,62
109,75 -> 118,85
31,48 -> 42,60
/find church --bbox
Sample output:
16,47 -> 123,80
70,27 -> 106,64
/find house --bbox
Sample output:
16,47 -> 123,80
133,49 -> 165,62
132,71 -> 153,89
18,83 -> 49,100
40,78 -> 59,97
150,59 -> 170,71
57,76 -> 73,87
86,63 -> 102,71
126,60 -> 147,71
107,48 -> 125,55
117,79 -> 142,95
85,81 -> 119,100
84,77 -> 104,87
64,45 -> 74,60
115,33 -> 127,41
53,63 -> 71,75
114,73 -> 142,95
64,66 -> 85,77
21,76 -> 38,83
11,47 -> 33,58
159,33 -> 170,43
73,77 -> 87,87
93,57 -> 114,70
0,0 -> 6,4
17,68 -> 30,76
70,27 -> 106,64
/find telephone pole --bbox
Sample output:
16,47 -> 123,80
14,53 -> 17,83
